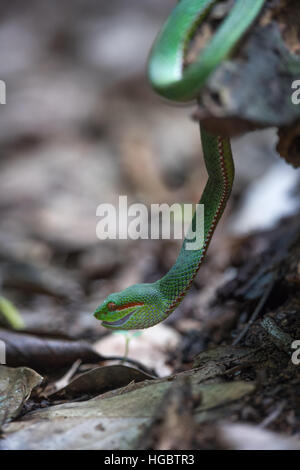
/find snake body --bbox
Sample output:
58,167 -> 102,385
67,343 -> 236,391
94,0 -> 266,330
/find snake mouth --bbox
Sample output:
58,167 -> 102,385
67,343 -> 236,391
101,310 -> 136,328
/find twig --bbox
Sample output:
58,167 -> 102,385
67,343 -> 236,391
233,277 -> 275,346
101,355 -> 158,377
54,359 -> 82,390
259,400 -> 286,429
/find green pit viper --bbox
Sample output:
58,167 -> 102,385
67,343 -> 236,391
94,0 -> 266,329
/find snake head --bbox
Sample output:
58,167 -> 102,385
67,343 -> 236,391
94,282 -> 165,330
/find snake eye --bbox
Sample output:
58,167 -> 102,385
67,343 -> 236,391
107,302 -> 117,312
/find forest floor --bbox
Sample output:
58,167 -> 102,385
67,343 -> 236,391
0,0 -> 299,450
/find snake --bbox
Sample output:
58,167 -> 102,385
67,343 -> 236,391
94,0 -> 266,330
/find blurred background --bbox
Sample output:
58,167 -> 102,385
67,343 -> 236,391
0,0 -> 299,375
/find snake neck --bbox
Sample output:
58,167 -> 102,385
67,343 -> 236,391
156,128 -> 234,317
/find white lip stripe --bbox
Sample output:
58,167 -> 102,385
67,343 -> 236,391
102,309 -> 137,327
